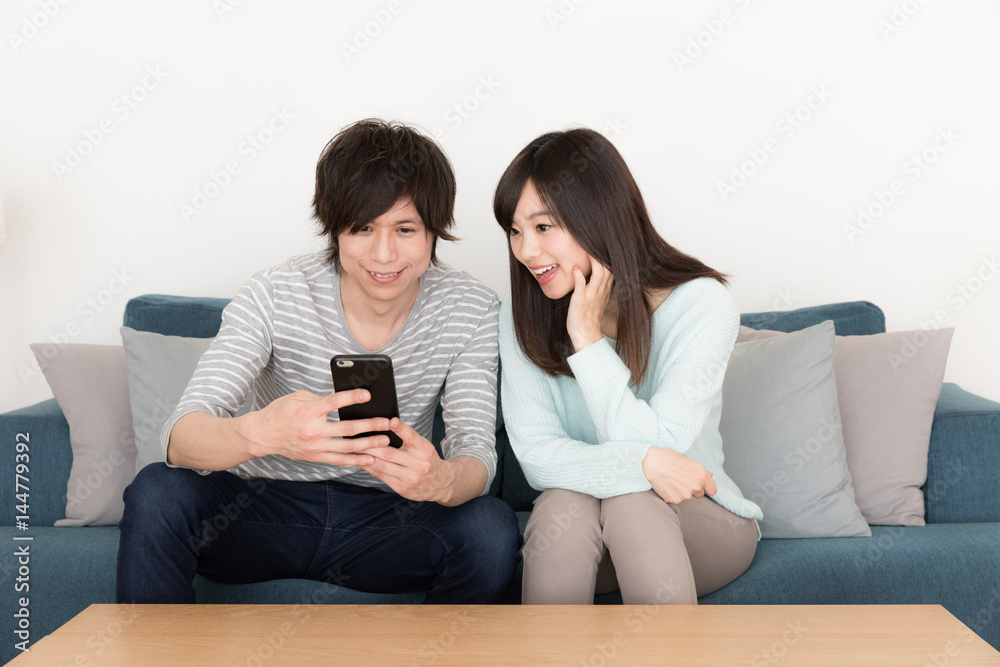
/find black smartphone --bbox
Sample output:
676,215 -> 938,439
330,354 -> 404,448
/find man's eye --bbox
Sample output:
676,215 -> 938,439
356,226 -> 372,233
398,227 -> 415,235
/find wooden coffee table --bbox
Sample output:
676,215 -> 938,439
8,604 -> 1000,666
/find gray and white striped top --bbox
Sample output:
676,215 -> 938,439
160,253 -> 500,492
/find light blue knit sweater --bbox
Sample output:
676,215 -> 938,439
499,277 -> 763,522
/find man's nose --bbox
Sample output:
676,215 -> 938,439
371,230 -> 397,263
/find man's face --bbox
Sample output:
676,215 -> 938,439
338,197 -> 433,309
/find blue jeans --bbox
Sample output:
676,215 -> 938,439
117,463 -> 521,604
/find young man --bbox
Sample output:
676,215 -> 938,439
116,119 -> 520,604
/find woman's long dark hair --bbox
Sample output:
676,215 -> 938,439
493,128 -> 728,387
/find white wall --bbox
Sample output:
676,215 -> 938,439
1,0 -> 998,414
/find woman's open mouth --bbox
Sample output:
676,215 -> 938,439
532,264 -> 559,284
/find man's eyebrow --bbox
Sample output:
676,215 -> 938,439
369,218 -> 423,227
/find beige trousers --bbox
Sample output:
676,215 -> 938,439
521,489 -> 758,605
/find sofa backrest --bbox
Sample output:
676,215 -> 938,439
124,295 -> 232,338
740,300 -> 885,336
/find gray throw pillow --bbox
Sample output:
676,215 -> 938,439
120,327 -> 253,472
30,344 -> 137,526
721,321 -> 871,538
738,324 -> 954,526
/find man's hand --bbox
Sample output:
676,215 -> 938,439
359,418 -> 485,506
566,260 -> 615,352
241,388 -> 391,467
641,446 -> 717,504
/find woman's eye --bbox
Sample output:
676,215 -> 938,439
509,228 -> 520,237
536,224 -> 551,233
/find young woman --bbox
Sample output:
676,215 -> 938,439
493,129 -> 763,605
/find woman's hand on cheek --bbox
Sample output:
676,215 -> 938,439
566,260 -> 614,353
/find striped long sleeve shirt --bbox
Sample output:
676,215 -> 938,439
160,253 -> 501,493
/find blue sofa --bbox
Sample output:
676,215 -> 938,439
2,294 -> 998,663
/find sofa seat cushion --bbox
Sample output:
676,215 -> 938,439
700,523 -> 1000,649
0,525 -> 119,658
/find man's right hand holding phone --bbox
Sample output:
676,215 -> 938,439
238,388 -> 391,467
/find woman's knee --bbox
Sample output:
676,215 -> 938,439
523,489 -> 601,559
675,497 -> 758,596
600,491 -> 681,545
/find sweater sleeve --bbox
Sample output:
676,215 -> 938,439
499,302 -> 652,499
438,295 -> 500,495
566,279 -> 739,454
160,272 -> 275,464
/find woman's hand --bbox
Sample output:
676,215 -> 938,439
641,447 -> 717,504
566,260 -> 615,352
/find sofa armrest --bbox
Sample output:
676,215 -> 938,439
0,399 -> 73,526
924,383 -> 1000,524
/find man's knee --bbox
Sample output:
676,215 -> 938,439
122,463 -> 207,523
455,497 -> 521,562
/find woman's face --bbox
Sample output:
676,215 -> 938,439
509,180 -> 592,300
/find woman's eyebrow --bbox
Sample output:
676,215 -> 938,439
528,210 -> 555,219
